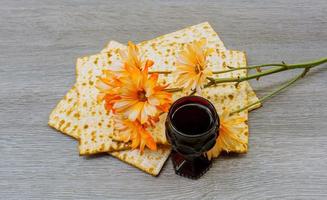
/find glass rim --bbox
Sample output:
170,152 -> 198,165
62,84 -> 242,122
167,96 -> 220,138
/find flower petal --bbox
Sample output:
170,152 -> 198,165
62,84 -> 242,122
126,102 -> 144,121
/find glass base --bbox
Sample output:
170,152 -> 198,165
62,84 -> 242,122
171,150 -> 212,179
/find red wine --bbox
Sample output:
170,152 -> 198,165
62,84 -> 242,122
172,103 -> 214,135
165,96 -> 219,179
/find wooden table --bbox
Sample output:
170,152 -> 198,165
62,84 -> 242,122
1,0 -> 326,199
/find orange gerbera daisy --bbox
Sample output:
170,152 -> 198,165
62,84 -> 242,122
114,116 -> 157,153
97,41 -> 160,115
113,65 -> 172,124
206,111 -> 248,160
174,39 -> 214,93
119,41 -> 154,71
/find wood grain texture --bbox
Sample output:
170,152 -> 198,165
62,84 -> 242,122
0,0 -> 327,199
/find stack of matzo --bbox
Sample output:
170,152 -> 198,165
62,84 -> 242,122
49,22 -> 260,176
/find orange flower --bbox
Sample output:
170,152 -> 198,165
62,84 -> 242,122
97,41 -> 161,117
114,116 -> 157,153
96,70 -> 122,111
174,39 -> 214,93
119,41 -> 154,71
113,65 -> 172,124
206,111 -> 247,160
96,41 -> 172,151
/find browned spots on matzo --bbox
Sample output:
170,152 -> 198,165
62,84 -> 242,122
73,113 -> 80,119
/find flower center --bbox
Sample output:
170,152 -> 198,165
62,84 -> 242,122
194,64 -> 204,74
137,90 -> 147,102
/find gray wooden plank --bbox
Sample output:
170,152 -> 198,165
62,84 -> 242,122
0,0 -> 326,199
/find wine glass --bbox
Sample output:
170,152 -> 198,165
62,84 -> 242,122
165,96 -> 220,179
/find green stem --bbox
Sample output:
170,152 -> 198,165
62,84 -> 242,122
164,57 -> 327,93
212,63 -> 285,74
231,69 -> 308,114
149,70 -> 172,74
164,87 -> 183,93
208,57 -> 327,85
151,63 -> 285,75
